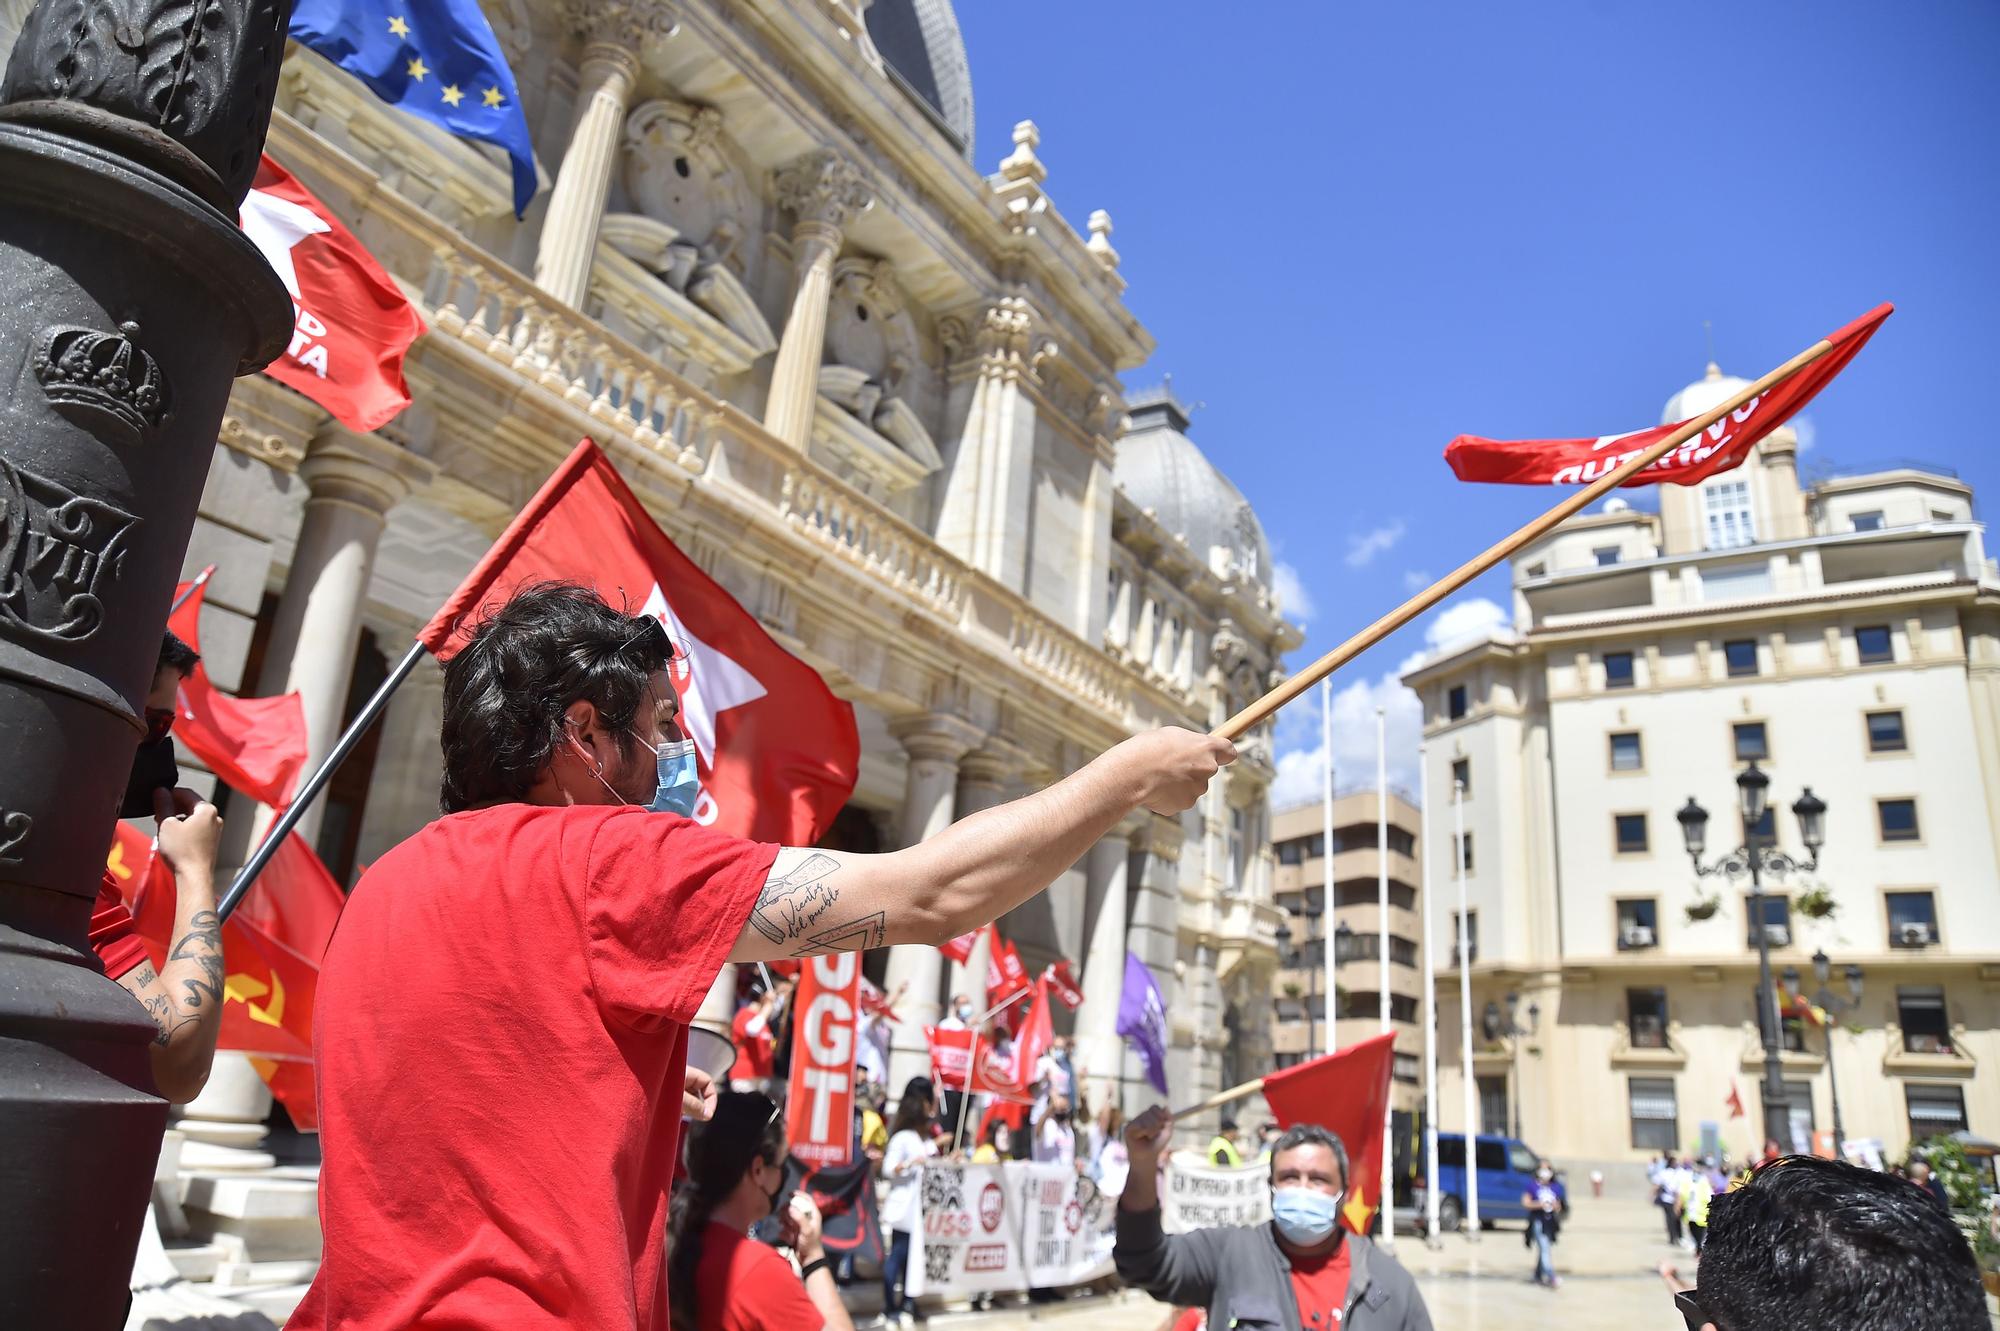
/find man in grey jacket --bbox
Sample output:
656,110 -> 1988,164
1115,1106 -> 1434,1331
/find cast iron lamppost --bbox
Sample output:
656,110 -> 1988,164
1782,950 -> 1864,1157
1676,765 -> 1828,1156
0,0 -> 291,1319
1275,912 -> 1350,1057
1481,991 -> 1539,1140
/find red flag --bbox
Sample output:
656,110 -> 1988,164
239,156 -> 423,431
859,977 -> 899,1025
1444,304 -> 1891,488
788,952 -> 861,1169
987,935 -> 1028,998
926,1027 -> 1032,1102
1260,1032 -> 1396,1235
169,575 -> 308,809
1726,1081 -> 1746,1120
419,439 -> 860,845
1043,959 -> 1084,1011
1011,978 -> 1054,1081
103,821 -> 176,970
940,927 -> 983,966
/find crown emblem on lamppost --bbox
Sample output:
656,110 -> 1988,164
32,321 -> 171,445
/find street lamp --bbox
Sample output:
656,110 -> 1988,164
1276,915 -> 1315,1059
1481,993 -> 1541,1139
1781,950 -> 1865,1155
1678,768 -> 1828,1155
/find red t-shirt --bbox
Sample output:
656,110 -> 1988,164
730,1005 -> 776,1081
92,869 -> 150,981
692,1221 -> 824,1331
289,804 -> 776,1331
1288,1238 -> 1353,1328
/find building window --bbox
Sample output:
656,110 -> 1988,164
1907,1085 -> 1969,1141
1478,1076 -> 1509,1135
1451,758 -> 1471,797
1614,813 -> 1649,854
1877,798 -> 1920,843
1278,839 -> 1303,866
1627,988 -> 1669,1050
1594,546 -> 1622,566
1617,899 -> 1659,950
1604,651 -> 1636,690
1447,685 -> 1468,721
1703,480 -> 1756,550
1273,1050 -> 1302,1070
1856,624 -> 1894,664
1629,1077 -> 1679,1151
1850,511 -> 1884,532
1609,731 -> 1643,771
1897,987 -> 1953,1055
1929,508 -> 1953,523
1334,881 -> 1418,911
1394,1052 -> 1421,1085
1723,639 -> 1759,677
1453,910 -> 1478,967
1732,721 -> 1769,762
1866,710 -> 1907,753
1779,1080 -> 1816,1148
1887,891 -> 1938,948
1456,832 -> 1474,872
1747,895 -> 1791,950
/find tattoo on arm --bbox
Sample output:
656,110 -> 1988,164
168,910 -> 224,1014
750,853 -> 843,945
789,912 -> 887,957
122,961 -> 175,1047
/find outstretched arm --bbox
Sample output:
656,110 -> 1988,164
116,790 -> 226,1103
729,728 -> 1232,962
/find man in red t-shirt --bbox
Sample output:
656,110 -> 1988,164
290,584 -> 1234,1331
1115,1112 -> 1434,1329
92,630 -> 228,1103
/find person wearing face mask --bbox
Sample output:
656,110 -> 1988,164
668,1090 -> 854,1331
1115,1109 -> 1434,1330
937,993 -> 973,1127
89,629 -> 228,1104
1522,1158 -> 1563,1288
293,583 -> 1233,1331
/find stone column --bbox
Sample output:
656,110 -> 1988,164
1075,823 -> 1135,1110
947,747 -> 1017,1006
246,423 -> 433,849
935,295 -> 1041,588
880,714 -> 980,1096
352,648 -> 446,868
531,0 -> 677,307
762,151 -> 872,448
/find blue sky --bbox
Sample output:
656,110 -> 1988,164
956,0 -> 2000,802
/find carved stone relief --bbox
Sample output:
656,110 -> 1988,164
622,98 -> 753,280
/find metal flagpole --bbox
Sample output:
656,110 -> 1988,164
168,564 -> 216,617
1321,678 -> 1337,1057
1420,744 -> 1441,1246
217,640 -> 429,920
1375,707 -> 1393,1251
1454,776 -> 1479,1239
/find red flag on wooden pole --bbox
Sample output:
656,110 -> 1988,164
1259,1032 -> 1397,1235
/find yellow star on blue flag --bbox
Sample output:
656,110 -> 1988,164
290,0 -> 538,215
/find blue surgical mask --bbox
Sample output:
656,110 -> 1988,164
647,738 -> 701,816
1271,1186 -> 1342,1247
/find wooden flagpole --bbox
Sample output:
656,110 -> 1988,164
1212,330 -> 1841,741
1171,1074 -> 1268,1123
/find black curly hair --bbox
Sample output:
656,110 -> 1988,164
437,582 -> 673,812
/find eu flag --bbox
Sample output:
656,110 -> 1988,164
290,0 -> 538,216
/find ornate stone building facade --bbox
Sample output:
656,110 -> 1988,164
0,0 -> 1298,1307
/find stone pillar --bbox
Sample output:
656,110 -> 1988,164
947,747 -> 1016,1006
531,0 -> 677,306
1073,452 -> 1116,641
880,714 -> 979,1096
935,295 -> 1041,588
1076,823 -> 1135,1109
245,423 -> 433,849
762,151 -> 872,448
352,648 -> 446,869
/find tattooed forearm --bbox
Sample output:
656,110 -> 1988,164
750,853 -> 844,945
788,912 -> 887,957
168,910 -> 224,1012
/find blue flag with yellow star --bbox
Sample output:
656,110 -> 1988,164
290,0 -> 537,215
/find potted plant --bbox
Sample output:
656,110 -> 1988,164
1795,884 -> 1838,920
1685,894 -> 1721,923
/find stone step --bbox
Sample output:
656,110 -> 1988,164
162,1239 -> 231,1283
208,1281 -> 312,1324
183,1172 -> 321,1221
211,1257 -> 323,1290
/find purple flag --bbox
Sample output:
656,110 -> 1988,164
1115,951 -> 1170,1094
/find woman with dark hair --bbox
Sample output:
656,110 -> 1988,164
668,1091 -> 853,1331
879,1077 -> 939,1328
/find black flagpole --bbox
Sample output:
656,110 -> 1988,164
218,640 -> 430,920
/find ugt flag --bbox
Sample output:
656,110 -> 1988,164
289,0 -> 537,215
1115,951 -> 1170,1095
420,439 -> 860,845
169,571 -> 309,809
1261,1033 -> 1397,1235
1444,303 -> 1891,488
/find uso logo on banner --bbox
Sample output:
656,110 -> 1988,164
787,952 -> 861,1168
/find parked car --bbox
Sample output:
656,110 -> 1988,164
1410,1132 -> 1565,1232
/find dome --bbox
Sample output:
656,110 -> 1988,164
864,0 -> 975,157
1115,385 -> 1271,586
1662,361 -> 1752,426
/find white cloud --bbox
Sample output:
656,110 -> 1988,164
1792,415 -> 1816,453
1402,569 -> 1430,593
1269,665 -> 1426,808
1343,519 -> 1407,569
1424,596 -> 1510,652
1272,561 -> 1316,622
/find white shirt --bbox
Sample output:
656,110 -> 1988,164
1034,1117 -> 1076,1169
881,1129 -> 935,1233
855,1016 -> 890,1089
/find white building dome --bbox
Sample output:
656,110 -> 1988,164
1662,361 -> 1753,425
1116,384 -> 1271,587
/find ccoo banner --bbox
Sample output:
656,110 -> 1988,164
1162,1153 -> 1271,1234
787,952 -> 861,1169
1015,1163 -> 1116,1287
